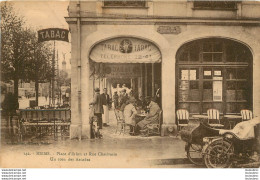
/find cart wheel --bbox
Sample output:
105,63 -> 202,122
204,139 -> 233,168
187,143 -> 204,166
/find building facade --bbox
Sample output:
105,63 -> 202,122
66,0 -> 260,139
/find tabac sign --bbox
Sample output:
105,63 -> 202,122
90,37 -> 161,63
38,28 -> 69,43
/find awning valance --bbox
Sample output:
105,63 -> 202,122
89,37 -> 161,63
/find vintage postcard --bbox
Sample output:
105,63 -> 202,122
0,0 -> 260,168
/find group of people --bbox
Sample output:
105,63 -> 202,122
90,86 -> 161,137
122,95 -> 161,135
89,88 -> 111,133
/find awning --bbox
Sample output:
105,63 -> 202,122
89,37 -> 161,63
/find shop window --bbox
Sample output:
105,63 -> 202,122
103,1 -> 146,7
193,1 -> 237,10
176,38 -> 252,114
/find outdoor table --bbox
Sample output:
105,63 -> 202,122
192,115 -> 208,119
191,114 -> 208,124
135,113 -> 146,124
224,115 -> 242,129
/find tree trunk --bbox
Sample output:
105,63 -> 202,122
13,76 -> 19,108
35,78 -> 39,106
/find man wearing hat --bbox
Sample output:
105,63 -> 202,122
136,96 -> 161,132
118,88 -> 129,119
89,88 -> 104,134
119,89 -> 129,111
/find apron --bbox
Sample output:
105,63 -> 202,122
102,105 -> 109,124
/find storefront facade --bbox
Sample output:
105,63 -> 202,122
66,1 -> 260,139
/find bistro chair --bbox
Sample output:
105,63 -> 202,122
240,109 -> 253,121
114,109 -> 125,135
146,110 -> 163,136
207,109 -> 224,128
176,109 -> 189,131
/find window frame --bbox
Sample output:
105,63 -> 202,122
103,1 -> 147,8
191,1 -> 238,11
176,38 -> 252,115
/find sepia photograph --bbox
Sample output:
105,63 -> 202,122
0,0 -> 260,169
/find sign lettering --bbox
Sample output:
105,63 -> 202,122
90,37 -> 161,63
38,28 -> 69,43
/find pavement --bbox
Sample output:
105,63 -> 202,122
0,102 -> 199,168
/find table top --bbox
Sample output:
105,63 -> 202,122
136,113 -> 147,117
224,115 -> 242,119
192,115 -> 208,119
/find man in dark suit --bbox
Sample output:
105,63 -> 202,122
118,89 -> 129,119
90,88 -> 103,131
101,88 -> 110,127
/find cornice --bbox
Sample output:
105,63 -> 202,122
65,17 -> 260,26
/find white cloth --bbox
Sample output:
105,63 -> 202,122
219,117 -> 260,140
124,104 -> 137,125
102,105 -> 109,124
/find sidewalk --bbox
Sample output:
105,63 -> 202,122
0,109 -> 191,168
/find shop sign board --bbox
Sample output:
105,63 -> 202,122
157,26 -> 181,34
38,28 -> 69,43
103,64 -> 141,78
90,37 -> 161,63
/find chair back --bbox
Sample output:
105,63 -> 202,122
207,109 -> 220,124
240,109 -> 253,121
158,110 -> 163,125
176,109 -> 189,125
176,109 -> 189,120
114,109 -> 124,122
34,106 -> 41,110
207,109 -> 220,120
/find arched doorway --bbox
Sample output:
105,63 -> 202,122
88,37 -> 162,137
89,37 -> 162,100
176,38 -> 253,115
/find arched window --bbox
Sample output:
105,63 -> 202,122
176,38 -> 252,114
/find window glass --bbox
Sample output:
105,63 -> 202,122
190,44 -> 199,61
190,103 -> 200,113
227,81 -> 236,90
213,42 -> 222,52
104,1 -> 146,7
226,68 -> 236,79
203,43 -> 212,52
237,68 -> 248,79
194,1 -> 236,9
213,53 -> 222,62
203,54 -> 212,62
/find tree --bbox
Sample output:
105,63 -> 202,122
1,2 -> 30,105
25,33 -> 53,105
1,2 -> 53,106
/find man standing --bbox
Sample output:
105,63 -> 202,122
119,89 -> 128,112
89,88 -> 103,134
113,91 -> 119,109
101,88 -> 110,127
137,96 -> 161,132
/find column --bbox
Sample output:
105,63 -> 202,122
152,63 -> 155,96
69,24 -> 82,139
161,51 -> 177,134
145,64 -> 148,97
